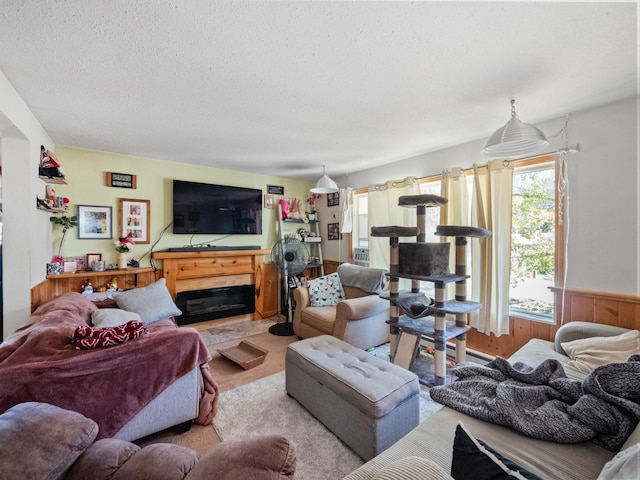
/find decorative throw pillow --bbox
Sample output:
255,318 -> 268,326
72,321 -> 148,349
451,423 -> 541,480
91,308 -> 143,327
561,330 -> 640,374
114,278 -> 182,324
308,272 -> 345,307
597,442 -> 640,480
0,402 -> 98,480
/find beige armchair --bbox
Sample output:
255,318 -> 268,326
292,263 -> 390,350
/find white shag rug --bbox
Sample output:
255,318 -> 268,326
213,370 -> 443,480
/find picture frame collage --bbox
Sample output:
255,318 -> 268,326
55,199 -> 151,273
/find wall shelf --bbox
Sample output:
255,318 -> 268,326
37,206 -> 67,213
39,175 -> 67,184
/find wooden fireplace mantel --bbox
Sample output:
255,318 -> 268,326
152,249 -> 276,320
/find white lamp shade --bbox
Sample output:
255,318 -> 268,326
310,173 -> 339,194
482,113 -> 549,158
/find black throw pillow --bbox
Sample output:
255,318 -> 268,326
451,423 -> 542,480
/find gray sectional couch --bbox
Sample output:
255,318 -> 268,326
344,322 -> 640,480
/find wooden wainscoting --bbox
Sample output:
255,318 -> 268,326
323,260 -> 340,276
31,267 -> 160,312
466,287 -> 640,358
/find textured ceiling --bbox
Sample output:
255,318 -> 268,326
0,1 -> 637,180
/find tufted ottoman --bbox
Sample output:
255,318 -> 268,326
285,335 -> 420,461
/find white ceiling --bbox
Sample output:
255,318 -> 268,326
0,1 -> 637,181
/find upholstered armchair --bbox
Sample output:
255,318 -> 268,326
292,263 -> 390,350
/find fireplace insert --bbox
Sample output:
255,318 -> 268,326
175,285 -> 255,325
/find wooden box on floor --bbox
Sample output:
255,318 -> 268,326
217,341 -> 268,370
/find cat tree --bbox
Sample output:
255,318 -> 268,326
371,194 -> 491,385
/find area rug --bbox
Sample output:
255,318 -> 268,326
213,370 -> 443,480
208,331 -> 298,392
198,318 -> 276,346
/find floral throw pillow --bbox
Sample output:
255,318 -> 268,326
308,273 -> 346,307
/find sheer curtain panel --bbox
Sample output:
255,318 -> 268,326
470,159 -> 514,336
367,177 -> 420,270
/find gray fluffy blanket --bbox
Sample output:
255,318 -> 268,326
430,355 -> 640,451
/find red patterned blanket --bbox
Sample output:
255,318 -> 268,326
0,292 -> 218,439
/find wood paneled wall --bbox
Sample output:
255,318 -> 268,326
466,287 -> 640,358
31,268 -> 160,312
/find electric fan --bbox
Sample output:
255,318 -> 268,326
268,238 -> 309,336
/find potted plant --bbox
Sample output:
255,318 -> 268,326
307,193 -> 321,220
50,215 -> 78,262
114,235 -> 135,269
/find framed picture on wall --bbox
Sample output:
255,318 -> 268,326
118,198 -> 150,244
328,222 -> 341,240
77,205 -> 112,239
327,192 -> 340,207
264,194 -> 275,209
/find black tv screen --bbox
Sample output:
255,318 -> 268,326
172,180 -> 262,235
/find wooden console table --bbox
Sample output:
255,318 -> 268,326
152,249 -> 277,320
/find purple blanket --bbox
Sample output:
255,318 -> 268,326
0,292 -> 216,439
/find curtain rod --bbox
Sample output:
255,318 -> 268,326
357,144 -> 582,192
445,144 -> 582,175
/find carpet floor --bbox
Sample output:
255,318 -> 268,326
137,323 -> 445,477
214,370 -> 443,479
136,319 -> 296,454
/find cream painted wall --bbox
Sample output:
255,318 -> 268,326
52,146 -> 313,268
336,96 -> 639,296
0,70 -> 56,339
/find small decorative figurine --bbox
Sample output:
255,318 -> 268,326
80,279 -> 93,295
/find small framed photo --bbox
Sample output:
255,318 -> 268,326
264,194 -> 275,209
328,222 -> 341,240
86,253 -> 102,268
327,192 -> 340,207
267,185 -> 285,195
118,198 -> 150,244
77,205 -> 112,239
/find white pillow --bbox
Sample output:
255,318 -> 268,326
597,443 -> 639,480
114,278 -> 182,324
561,330 -> 640,373
91,309 -> 142,328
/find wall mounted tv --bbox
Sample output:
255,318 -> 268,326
172,180 -> 263,235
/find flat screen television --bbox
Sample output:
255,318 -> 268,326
172,180 -> 262,235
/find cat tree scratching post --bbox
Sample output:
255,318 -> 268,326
371,193 -> 491,386
434,225 -> 492,364
398,194 -> 448,294
370,226 -> 420,358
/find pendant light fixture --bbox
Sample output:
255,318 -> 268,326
310,165 -> 339,194
482,99 -> 549,158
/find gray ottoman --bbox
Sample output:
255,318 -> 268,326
285,335 -> 420,461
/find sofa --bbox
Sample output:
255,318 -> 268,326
344,322 -> 640,480
0,280 -> 217,441
0,401 -> 296,480
293,263 -> 391,350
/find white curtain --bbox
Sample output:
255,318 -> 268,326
441,167 -> 469,227
470,159 -> 514,336
368,176 -> 420,270
340,187 -> 354,233
440,167 -> 470,298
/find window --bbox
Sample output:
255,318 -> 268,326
418,178 -> 442,242
351,154 -> 562,323
509,157 -> 560,321
354,191 -> 369,248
